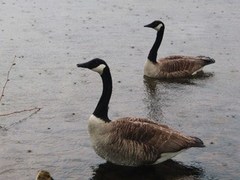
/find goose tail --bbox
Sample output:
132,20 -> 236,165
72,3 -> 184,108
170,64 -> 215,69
190,136 -> 205,148
198,56 -> 215,65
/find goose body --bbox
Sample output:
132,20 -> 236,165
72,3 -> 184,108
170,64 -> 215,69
144,20 -> 215,79
77,58 -> 205,166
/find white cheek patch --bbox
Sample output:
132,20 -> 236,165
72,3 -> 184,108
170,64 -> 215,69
92,64 -> 106,74
154,24 -> 163,31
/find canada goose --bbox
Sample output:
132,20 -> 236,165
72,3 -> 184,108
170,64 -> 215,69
36,170 -> 54,180
77,58 -> 205,166
144,20 -> 215,79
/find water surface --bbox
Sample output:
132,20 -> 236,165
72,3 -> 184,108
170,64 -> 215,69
0,0 -> 239,179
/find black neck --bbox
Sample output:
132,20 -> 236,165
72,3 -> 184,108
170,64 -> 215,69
148,28 -> 164,63
93,67 -> 112,122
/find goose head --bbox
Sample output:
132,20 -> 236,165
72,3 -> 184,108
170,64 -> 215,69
36,170 -> 54,180
144,20 -> 165,31
77,58 -> 108,75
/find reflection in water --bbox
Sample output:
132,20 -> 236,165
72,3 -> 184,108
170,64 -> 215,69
143,72 -> 214,121
192,71 -> 214,80
143,75 -> 195,88
91,160 -> 203,180
143,77 -> 164,121
143,76 -> 193,122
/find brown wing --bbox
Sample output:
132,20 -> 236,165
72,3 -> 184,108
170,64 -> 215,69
99,117 -> 204,165
158,55 -> 207,77
110,117 -> 202,153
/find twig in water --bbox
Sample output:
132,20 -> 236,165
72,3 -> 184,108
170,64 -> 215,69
9,107 -> 42,127
0,57 -> 42,130
0,107 -> 41,117
0,56 -> 17,102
